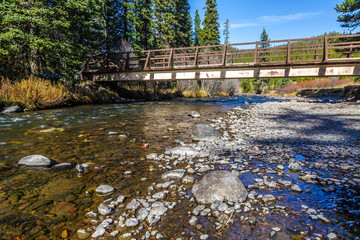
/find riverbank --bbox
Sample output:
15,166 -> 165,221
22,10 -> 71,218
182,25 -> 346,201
69,98 -> 360,239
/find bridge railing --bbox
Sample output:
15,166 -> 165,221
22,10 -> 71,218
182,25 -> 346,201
85,34 -> 360,73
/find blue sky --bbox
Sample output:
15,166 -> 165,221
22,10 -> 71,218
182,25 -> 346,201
189,0 -> 346,44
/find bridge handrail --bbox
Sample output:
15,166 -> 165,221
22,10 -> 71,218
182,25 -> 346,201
85,33 -> 360,73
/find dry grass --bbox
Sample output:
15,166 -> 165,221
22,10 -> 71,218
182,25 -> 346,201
181,89 -> 209,98
0,78 -> 70,110
216,91 -> 230,97
278,78 -> 357,95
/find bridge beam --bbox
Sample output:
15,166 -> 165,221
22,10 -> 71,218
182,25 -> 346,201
90,63 -> 360,82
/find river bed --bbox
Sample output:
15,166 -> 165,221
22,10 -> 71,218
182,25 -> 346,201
0,95 -> 359,240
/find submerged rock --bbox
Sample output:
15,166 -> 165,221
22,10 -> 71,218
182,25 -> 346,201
192,124 -> 221,141
18,155 -> 51,167
52,163 -> 72,171
161,169 -> 186,180
169,146 -> 199,156
192,170 -> 247,204
190,111 -> 201,118
96,185 -> 114,195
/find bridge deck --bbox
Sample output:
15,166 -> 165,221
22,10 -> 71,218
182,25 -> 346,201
83,34 -> 360,81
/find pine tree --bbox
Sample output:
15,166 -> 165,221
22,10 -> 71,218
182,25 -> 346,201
201,0 -> 220,46
194,9 -> 202,46
153,0 -> 177,48
223,18 -> 230,44
335,0 -> 360,31
133,0 -> 154,50
120,0 -> 135,45
0,0 -> 104,79
259,28 -> 270,62
174,0 -> 192,47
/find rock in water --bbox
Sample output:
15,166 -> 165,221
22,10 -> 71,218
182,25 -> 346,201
96,185 -> 114,195
2,106 -> 23,114
190,111 -> 201,118
161,169 -> 186,180
192,170 -> 247,204
192,124 -> 221,141
289,163 -> 302,172
18,155 -> 51,167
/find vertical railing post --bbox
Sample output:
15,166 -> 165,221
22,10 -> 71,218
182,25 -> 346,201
349,45 -> 353,58
286,39 -> 291,65
194,46 -> 199,67
168,48 -> 174,68
254,42 -> 258,65
222,44 -> 228,66
145,50 -> 151,69
323,36 -> 328,62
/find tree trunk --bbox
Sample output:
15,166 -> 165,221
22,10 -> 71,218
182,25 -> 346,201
29,22 -> 39,77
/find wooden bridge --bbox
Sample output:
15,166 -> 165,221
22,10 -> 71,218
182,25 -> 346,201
83,34 -> 360,82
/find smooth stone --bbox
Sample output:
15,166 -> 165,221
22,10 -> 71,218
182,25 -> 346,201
150,202 -> 167,216
291,184 -> 303,192
192,124 -> 221,141
91,227 -> 106,238
182,175 -> 195,184
161,169 -> 186,180
152,191 -> 167,200
96,185 -> 114,195
289,163 -> 302,172
200,235 -> 209,239
116,195 -> 126,204
18,155 -> 51,167
110,230 -> 119,236
218,203 -> 228,212
76,229 -> 91,239
262,194 -> 276,203
192,171 -> 247,204
169,146 -> 199,156
125,218 -> 139,227
2,106 -> 23,114
98,203 -> 111,215
137,208 -> 150,221
189,216 -> 197,225
326,233 -> 338,240
126,199 -> 140,211
193,205 -> 205,215
52,163 -> 72,171
190,111 -> 201,118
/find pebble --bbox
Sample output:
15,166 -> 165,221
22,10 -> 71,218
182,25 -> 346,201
91,227 -> 106,238
326,233 -> 338,240
96,185 -> 114,195
262,194 -> 276,203
98,203 -> 111,215
189,216 -> 197,225
125,218 -> 139,227
291,184 -> 303,193
76,229 -> 90,239
289,163 -> 302,172
126,199 -> 141,211
150,202 -> 167,216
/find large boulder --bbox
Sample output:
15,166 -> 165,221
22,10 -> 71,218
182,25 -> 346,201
192,124 -> 221,141
192,170 -> 247,204
18,155 -> 51,167
2,106 -> 23,114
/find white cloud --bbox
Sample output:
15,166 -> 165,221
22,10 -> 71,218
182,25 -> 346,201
259,12 -> 323,23
229,23 -> 262,29
228,11 -> 323,30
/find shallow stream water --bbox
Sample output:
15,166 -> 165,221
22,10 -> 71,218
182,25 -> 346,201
0,95 -> 358,240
